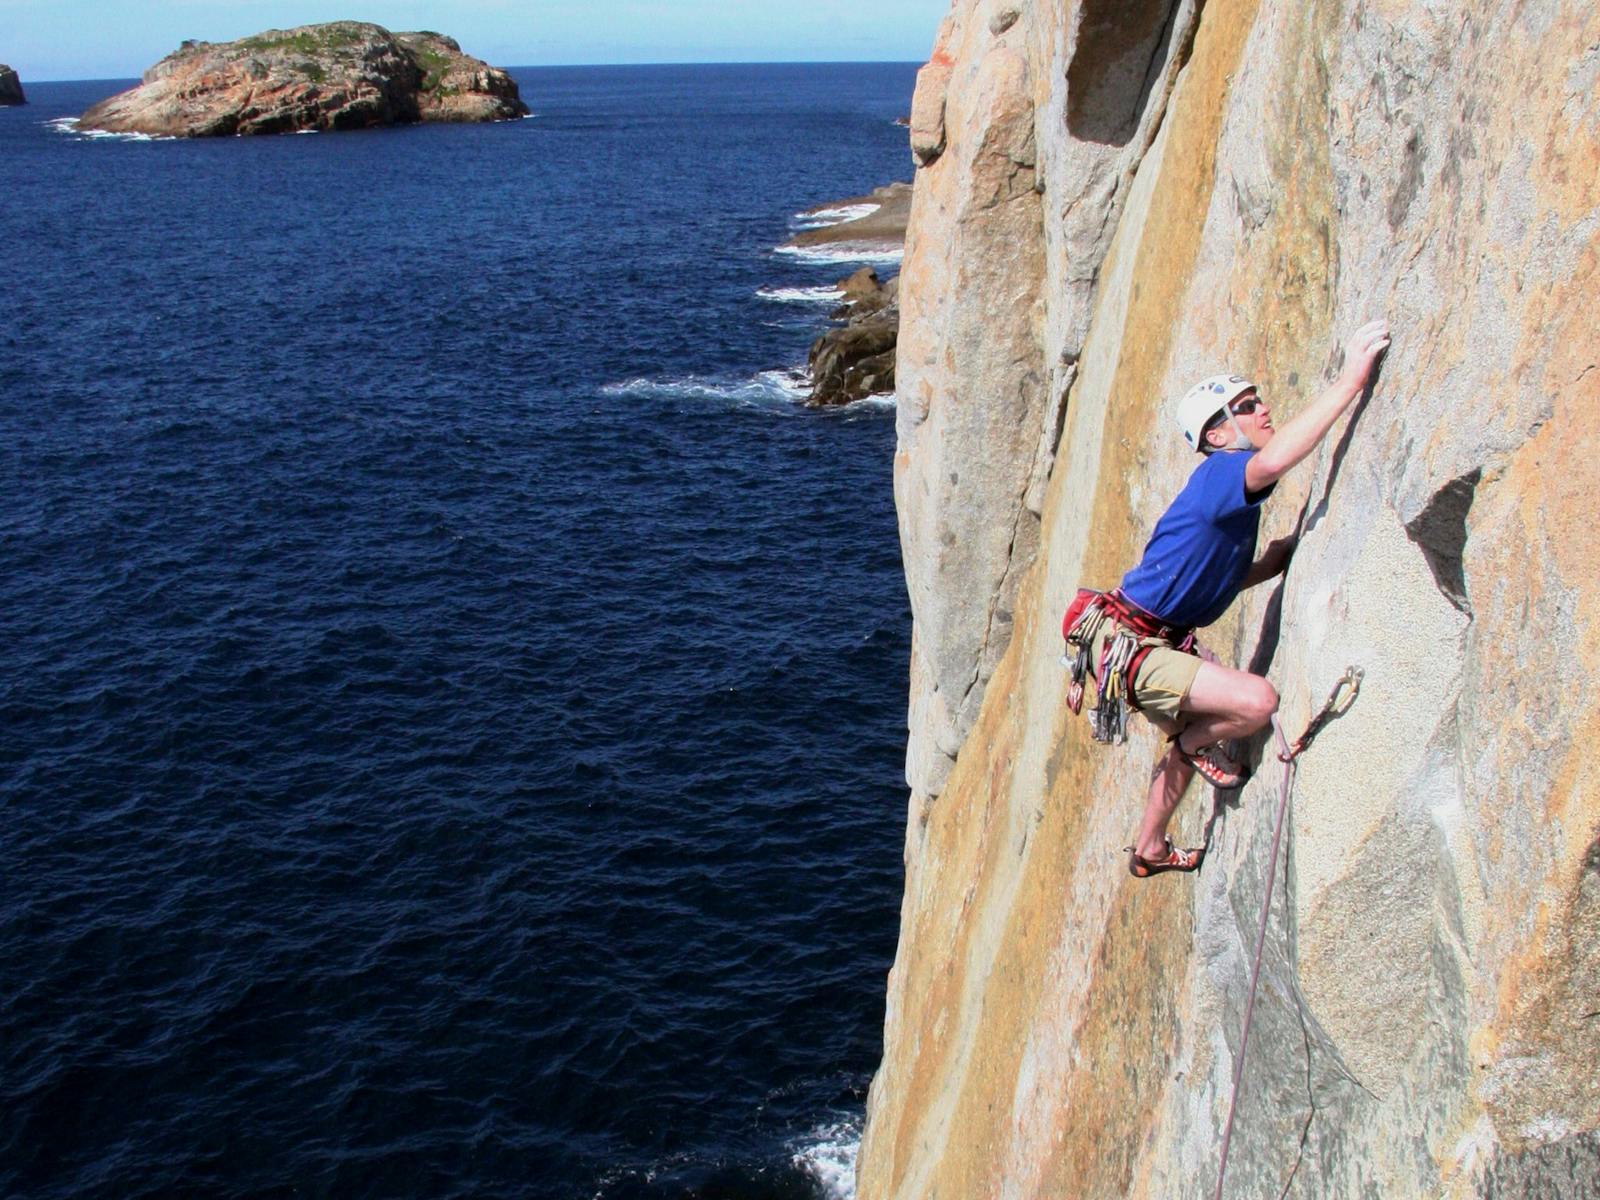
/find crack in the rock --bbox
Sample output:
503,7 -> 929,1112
1038,361 -> 1078,489
1137,0 -> 1183,127
1065,1 -> 1198,339
1277,998 -> 1318,1200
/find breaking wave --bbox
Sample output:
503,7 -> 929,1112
842,392 -> 895,411
756,285 -> 846,305
791,1116 -> 863,1200
773,244 -> 904,267
600,368 -> 812,408
46,117 -> 175,143
791,202 -> 880,230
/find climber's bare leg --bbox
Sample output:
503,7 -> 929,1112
1134,746 -> 1195,860
1133,661 -> 1278,860
1179,660 -> 1279,745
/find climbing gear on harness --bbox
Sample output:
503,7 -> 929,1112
1213,668 -> 1363,1200
1174,735 -> 1250,790
1177,373 -> 1256,452
1061,588 -> 1196,744
1094,630 -> 1138,744
1126,835 -> 1205,878
1060,589 -> 1097,715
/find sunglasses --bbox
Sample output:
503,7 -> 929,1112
1229,395 -> 1264,415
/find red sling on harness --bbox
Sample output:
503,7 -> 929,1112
1062,588 -> 1195,648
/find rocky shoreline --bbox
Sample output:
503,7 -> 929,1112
786,182 -> 910,407
78,22 -> 527,137
807,267 -> 899,406
0,64 -> 25,106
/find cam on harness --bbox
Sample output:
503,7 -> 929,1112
1060,588 -> 1196,745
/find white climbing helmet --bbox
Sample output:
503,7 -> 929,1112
1176,373 -> 1256,452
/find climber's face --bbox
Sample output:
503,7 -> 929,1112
1228,389 -> 1274,447
1202,389 -> 1275,451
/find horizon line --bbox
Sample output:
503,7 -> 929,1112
18,59 -> 929,86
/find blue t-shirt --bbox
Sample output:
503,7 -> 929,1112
1119,450 -> 1272,627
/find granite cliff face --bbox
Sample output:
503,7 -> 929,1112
866,1 -> 1600,1197
0,64 -> 25,106
79,23 -> 527,137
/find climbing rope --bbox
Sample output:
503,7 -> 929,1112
1212,667 -> 1363,1200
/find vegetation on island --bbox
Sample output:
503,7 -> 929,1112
236,23 -> 373,57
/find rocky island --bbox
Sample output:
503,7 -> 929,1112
78,22 -> 527,137
0,64 -> 25,105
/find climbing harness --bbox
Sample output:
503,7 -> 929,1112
1212,667 -> 1363,1200
1060,588 -> 1196,745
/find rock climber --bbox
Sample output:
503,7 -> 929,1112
1061,320 -> 1390,877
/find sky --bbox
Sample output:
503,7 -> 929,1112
1,0 -> 951,81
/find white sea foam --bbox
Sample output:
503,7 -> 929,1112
601,371 -> 896,415
600,367 -> 812,408
47,117 -> 175,143
841,392 -> 896,412
754,368 -> 813,401
792,202 -> 880,229
83,129 -> 167,142
773,244 -> 904,267
755,285 -> 846,305
791,1116 -> 862,1200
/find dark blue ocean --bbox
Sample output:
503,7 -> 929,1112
1,64 -> 915,1199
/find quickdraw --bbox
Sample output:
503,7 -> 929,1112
1280,666 -> 1363,761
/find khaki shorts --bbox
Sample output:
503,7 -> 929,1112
1083,617 -> 1207,737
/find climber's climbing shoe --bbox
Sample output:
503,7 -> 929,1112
1174,737 -> 1250,790
1127,836 -> 1205,878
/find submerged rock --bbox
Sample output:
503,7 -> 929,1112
78,22 -> 527,136
0,65 -> 24,106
